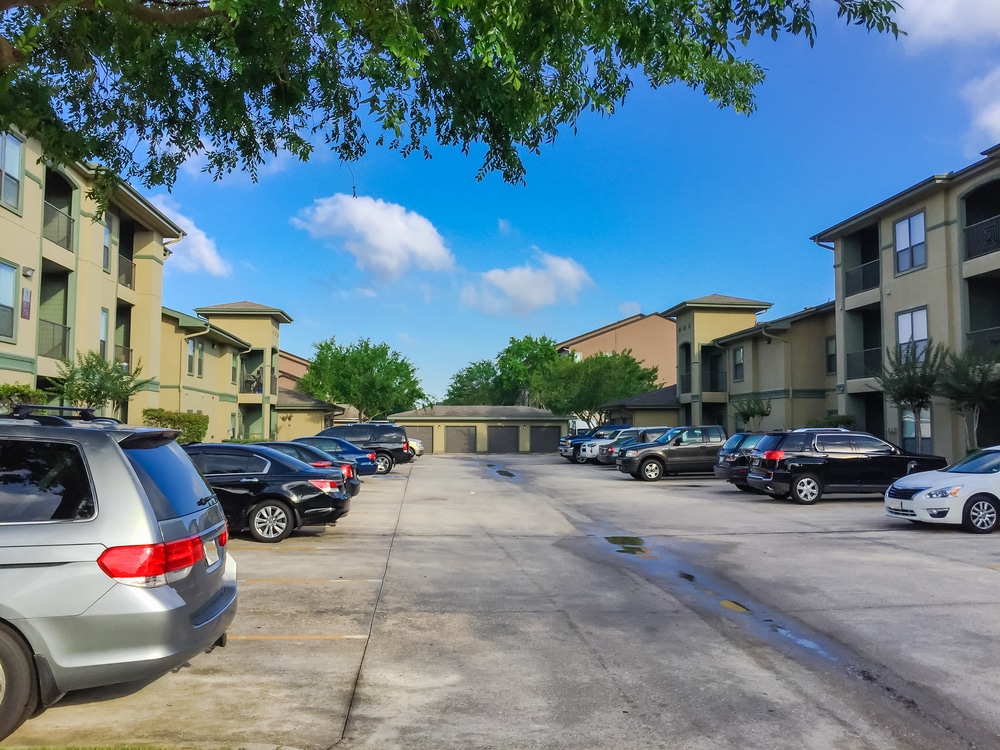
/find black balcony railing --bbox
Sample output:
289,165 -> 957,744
42,202 -> 74,250
679,372 -> 692,394
844,259 -> 880,296
118,255 -> 135,289
965,215 -> 1000,260
702,370 -> 727,393
38,319 -> 70,360
968,327 -> 1000,357
845,347 -> 882,380
115,344 -> 133,370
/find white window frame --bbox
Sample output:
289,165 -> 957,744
0,261 -> 16,340
0,133 -> 22,211
894,212 -> 926,274
897,307 -> 929,360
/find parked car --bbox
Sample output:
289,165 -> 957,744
578,427 -> 639,462
618,425 -> 727,480
595,427 -> 673,465
0,405 -> 237,740
293,435 -> 378,476
255,441 -> 362,497
746,430 -> 948,504
713,431 -> 767,490
183,443 -> 350,542
316,422 -> 411,474
408,437 -> 424,457
559,424 -> 632,464
886,446 -> 1000,533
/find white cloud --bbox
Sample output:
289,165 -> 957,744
963,66 -> 1000,144
619,301 -> 642,317
291,194 -> 455,281
150,195 -> 232,276
898,0 -> 1000,47
461,252 -> 594,316
498,218 -> 512,234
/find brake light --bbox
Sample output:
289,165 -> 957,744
367,452 -> 376,461
403,441 -> 409,451
309,478 -> 340,493
98,535 -> 205,588
311,460 -> 334,468
219,528 -> 228,547
340,463 -> 353,479
763,449 -> 785,461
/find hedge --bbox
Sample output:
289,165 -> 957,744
142,409 -> 210,443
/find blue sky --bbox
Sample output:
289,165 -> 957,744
151,1 -> 1000,400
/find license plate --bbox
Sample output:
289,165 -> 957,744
203,537 -> 220,566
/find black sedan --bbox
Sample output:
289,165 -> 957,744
183,443 -> 350,542
256,441 -> 362,497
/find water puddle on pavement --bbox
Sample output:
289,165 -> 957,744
595,528 -> 845,668
481,462 -> 520,482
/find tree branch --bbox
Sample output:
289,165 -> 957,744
0,0 -> 218,24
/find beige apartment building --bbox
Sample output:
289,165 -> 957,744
813,144 -> 1000,460
556,313 -> 677,386
0,130 -> 181,419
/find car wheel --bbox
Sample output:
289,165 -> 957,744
248,500 -> 294,543
639,459 -> 663,481
375,454 -> 394,474
963,494 -> 999,534
573,447 -> 589,465
0,623 -> 37,740
791,474 -> 822,505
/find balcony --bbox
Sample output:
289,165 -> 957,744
967,327 -> 1000,357
965,215 -> 1000,260
702,370 -> 727,393
679,372 -> 692,394
42,202 -> 74,251
115,344 -> 133,370
845,347 -> 882,380
118,255 -> 135,289
38,319 -> 70,360
844,259 -> 880,297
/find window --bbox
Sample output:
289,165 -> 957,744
187,339 -> 195,375
231,353 -> 238,384
901,407 -> 932,454
196,340 -> 204,378
0,261 -> 15,339
897,307 -> 929,360
895,212 -> 926,273
0,133 -> 22,210
733,347 -> 744,382
814,434 -> 856,452
825,336 -> 837,374
99,309 -> 109,358
103,209 -> 118,273
853,435 -> 893,454
0,440 -> 95,522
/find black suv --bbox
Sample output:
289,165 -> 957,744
746,430 -> 948,504
617,425 -> 727,480
713,431 -> 766,490
317,422 -> 411,475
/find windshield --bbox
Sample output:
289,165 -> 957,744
944,450 -> 1000,474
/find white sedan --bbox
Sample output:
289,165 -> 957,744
578,428 -> 640,462
885,446 -> 1000,533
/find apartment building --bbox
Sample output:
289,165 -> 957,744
813,144 -> 1000,459
556,313 -> 677,386
0,130 -> 181,419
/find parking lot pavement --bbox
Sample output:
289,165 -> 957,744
7,455 -> 1000,749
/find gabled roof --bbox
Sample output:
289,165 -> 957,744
600,385 -> 680,410
661,295 -> 772,319
557,313 -> 669,350
161,306 -> 251,349
391,405 -> 560,420
812,144 -> 1000,243
714,301 -> 835,345
194,301 -> 293,324
276,387 -> 343,413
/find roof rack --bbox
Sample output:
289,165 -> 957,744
8,404 -> 123,426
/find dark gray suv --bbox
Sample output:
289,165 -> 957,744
0,406 -> 237,740
316,422 -> 411,474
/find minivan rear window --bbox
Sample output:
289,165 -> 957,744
0,439 -> 95,522
126,441 -> 216,521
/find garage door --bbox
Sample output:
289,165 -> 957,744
487,426 -> 519,453
529,426 -> 560,453
445,425 -> 476,453
406,425 -> 434,453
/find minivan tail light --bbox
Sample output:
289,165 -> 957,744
98,535 -> 206,588
763,449 -> 785,461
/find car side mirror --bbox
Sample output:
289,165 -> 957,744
673,437 -> 682,446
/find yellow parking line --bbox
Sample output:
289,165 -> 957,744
229,634 -> 368,641
986,565 -> 1000,570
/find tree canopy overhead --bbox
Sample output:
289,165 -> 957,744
1,0 -> 900,201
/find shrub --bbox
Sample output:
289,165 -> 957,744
142,409 -> 210,443
0,384 -> 48,413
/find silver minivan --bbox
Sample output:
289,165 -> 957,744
0,408 -> 238,739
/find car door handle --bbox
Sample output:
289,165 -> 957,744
240,477 -> 260,483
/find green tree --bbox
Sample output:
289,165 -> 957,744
0,0 -> 900,205
495,335 -> 559,406
443,359 -> 501,405
297,337 -> 426,421
874,341 -> 947,452
937,346 -> 1000,453
0,382 -> 47,413
732,397 -> 771,430
533,350 -> 658,425
49,350 -> 154,416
